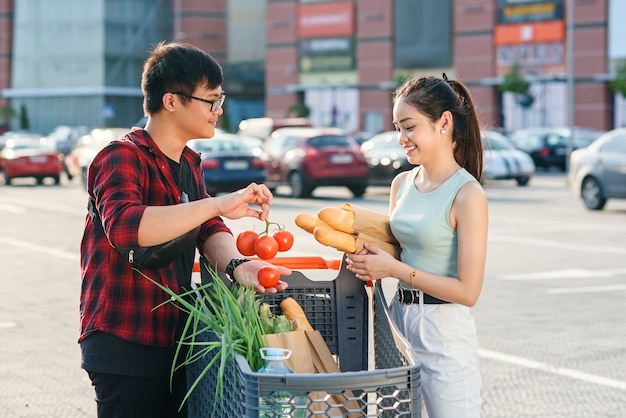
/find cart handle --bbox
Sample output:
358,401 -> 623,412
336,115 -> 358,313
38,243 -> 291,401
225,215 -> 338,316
193,256 -> 341,272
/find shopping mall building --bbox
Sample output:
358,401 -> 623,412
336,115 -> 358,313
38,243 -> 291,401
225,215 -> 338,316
0,0 -> 622,135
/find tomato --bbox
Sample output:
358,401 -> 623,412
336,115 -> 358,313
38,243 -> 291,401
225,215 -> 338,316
258,265 -> 280,287
253,235 -> 279,260
273,230 -> 294,252
236,230 -> 259,256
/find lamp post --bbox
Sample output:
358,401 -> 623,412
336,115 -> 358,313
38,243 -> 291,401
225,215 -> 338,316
566,0 -> 575,173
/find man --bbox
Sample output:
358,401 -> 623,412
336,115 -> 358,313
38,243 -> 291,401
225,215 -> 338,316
79,41 -> 290,417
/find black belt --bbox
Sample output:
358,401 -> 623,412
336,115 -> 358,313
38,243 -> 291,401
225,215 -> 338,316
397,287 -> 449,305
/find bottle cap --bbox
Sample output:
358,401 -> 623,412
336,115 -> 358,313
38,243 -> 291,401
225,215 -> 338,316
260,347 -> 292,360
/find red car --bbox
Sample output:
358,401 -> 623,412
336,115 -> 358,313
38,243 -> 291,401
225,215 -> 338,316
261,127 -> 369,198
0,134 -> 64,185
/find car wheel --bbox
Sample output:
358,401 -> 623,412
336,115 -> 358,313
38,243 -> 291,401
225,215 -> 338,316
515,176 -> 530,186
53,175 -> 61,185
36,176 -> 45,185
2,169 -> 11,185
348,184 -> 367,197
288,171 -> 311,198
581,176 -> 606,210
81,168 -> 88,190
64,165 -> 74,181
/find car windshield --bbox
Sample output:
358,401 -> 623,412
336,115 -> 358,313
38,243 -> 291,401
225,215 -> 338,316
307,135 -> 351,148
544,133 -> 568,147
189,139 -> 249,153
483,131 -> 514,151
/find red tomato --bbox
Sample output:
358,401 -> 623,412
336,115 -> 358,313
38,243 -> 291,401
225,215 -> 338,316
258,266 -> 280,287
253,235 -> 279,260
273,230 -> 294,252
236,230 -> 259,256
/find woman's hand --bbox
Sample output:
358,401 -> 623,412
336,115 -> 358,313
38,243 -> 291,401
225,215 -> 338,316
233,259 -> 291,294
345,242 -> 395,281
216,183 -> 273,221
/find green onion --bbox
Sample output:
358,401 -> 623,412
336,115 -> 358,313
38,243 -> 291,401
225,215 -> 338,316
136,263 -> 267,414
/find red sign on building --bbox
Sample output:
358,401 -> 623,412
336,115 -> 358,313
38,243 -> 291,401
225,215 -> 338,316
297,2 -> 354,38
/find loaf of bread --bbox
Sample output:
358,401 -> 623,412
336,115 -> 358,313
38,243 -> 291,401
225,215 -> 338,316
279,297 -> 314,332
295,213 -> 331,234
313,226 -> 357,253
317,207 -> 355,234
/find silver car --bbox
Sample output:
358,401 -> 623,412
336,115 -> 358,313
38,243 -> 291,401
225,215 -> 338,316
482,130 -> 535,186
569,128 -> 626,210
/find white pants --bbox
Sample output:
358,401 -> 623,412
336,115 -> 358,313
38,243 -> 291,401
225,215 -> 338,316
390,295 -> 481,418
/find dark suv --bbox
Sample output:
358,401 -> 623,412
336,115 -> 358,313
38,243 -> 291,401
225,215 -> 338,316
261,127 -> 369,198
509,127 -> 604,171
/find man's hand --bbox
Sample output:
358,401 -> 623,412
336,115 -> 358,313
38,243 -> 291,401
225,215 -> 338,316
216,183 -> 273,221
233,259 -> 291,294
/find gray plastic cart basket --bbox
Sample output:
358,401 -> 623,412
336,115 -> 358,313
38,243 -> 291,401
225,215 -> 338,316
187,257 -> 421,417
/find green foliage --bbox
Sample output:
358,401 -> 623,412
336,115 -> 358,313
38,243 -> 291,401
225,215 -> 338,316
610,63 -> 626,97
499,63 -> 529,95
285,102 -> 310,118
138,265 -> 266,413
0,105 -> 15,123
19,104 -> 30,130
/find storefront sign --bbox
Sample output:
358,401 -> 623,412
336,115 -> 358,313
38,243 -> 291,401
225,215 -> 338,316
300,37 -> 353,54
297,2 -> 354,38
497,41 -> 564,67
497,0 -> 563,24
299,54 -> 355,73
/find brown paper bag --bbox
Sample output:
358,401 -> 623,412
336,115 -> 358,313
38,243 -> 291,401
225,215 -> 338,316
264,331 -> 315,373
340,202 -> 399,245
264,330 -> 360,417
264,331 -> 341,417
355,232 -> 401,259
305,331 -> 362,417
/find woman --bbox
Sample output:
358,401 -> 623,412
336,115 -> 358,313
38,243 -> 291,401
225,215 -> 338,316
346,74 -> 488,417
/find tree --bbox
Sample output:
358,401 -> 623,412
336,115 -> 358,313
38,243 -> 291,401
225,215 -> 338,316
285,102 -> 310,118
0,105 -> 15,132
499,62 -> 529,95
499,63 -> 534,108
19,104 -> 30,130
610,62 -> 626,97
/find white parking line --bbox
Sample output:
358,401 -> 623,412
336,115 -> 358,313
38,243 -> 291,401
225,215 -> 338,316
490,235 -> 626,255
0,236 -> 79,261
547,284 -> 626,294
479,348 -> 626,390
500,268 -> 626,281
0,203 -> 26,214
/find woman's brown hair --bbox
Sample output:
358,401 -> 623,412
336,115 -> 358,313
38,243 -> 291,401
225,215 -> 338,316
394,74 -> 483,181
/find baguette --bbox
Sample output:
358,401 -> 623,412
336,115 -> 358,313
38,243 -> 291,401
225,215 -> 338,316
317,207 -> 355,234
279,297 -> 314,332
294,213 -> 331,234
313,226 -> 357,253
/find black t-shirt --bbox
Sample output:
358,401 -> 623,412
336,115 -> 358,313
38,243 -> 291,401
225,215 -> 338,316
81,154 -> 201,378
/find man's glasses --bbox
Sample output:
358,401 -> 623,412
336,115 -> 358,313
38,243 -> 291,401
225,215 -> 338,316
172,92 -> 225,112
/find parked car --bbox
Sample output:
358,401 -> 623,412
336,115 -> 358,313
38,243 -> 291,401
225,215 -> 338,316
568,127 -> 626,210
360,130 -> 413,186
482,129 -> 535,186
237,117 -> 312,141
187,132 -> 265,195
45,125 -> 89,156
261,127 -> 369,198
0,133 -> 64,185
65,128 -> 128,187
509,127 -> 605,171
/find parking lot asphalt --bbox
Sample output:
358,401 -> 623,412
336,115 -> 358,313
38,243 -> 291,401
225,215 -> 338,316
1,174 -> 626,417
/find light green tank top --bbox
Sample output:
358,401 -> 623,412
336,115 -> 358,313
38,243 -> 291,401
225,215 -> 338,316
390,166 -> 478,288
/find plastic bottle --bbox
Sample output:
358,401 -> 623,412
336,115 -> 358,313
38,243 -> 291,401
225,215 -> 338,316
257,347 -> 305,417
